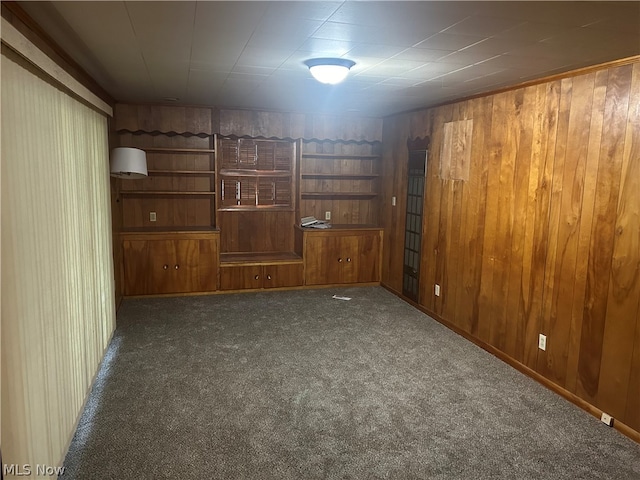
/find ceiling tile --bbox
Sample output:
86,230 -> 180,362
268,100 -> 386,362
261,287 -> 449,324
297,38 -> 356,57
443,15 -> 524,37
415,33 -> 486,51
20,1 -> 640,117
392,48 -> 452,62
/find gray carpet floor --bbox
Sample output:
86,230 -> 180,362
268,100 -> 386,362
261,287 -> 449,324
61,286 -> 640,479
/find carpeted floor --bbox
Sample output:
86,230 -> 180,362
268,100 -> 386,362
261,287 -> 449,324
61,286 -> 640,479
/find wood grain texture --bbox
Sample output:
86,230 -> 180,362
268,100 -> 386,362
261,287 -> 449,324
380,114 -> 411,291
122,235 -> 218,295
114,104 -> 213,134
218,210 -> 295,253
576,65 -> 632,403
218,108 -> 382,142
380,58 -> 640,437
302,228 -> 382,285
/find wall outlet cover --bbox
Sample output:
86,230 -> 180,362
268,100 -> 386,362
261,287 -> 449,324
600,412 -> 614,427
538,334 -> 547,351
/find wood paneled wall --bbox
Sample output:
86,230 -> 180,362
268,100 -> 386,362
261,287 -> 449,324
219,109 -> 382,142
381,58 -> 640,436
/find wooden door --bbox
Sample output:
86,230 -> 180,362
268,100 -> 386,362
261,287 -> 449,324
305,235 -> 342,285
263,263 -> 304,288
220,265 -> 263,290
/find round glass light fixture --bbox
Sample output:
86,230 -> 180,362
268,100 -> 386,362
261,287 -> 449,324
304,58 -> 356,85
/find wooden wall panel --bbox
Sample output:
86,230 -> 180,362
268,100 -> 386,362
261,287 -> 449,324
380,115 -> 410,291
114,104 -> 213,134
219,211 -> 295,253
219,108 -> 382,143
597,63 -> 640,420
576,65 -> 632,403
380,58 -> 640,437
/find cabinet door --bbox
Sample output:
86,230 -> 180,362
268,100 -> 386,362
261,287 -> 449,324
355,233 -> 381,283
123,239 -> 217,295
305,236 -> 343,285
337,236 -> 359,284
220,265 -> 263,290
123,240 -> 154,295
263,263 -> 304,289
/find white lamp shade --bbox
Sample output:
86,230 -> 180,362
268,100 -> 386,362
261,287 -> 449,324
110,147 -> 148,178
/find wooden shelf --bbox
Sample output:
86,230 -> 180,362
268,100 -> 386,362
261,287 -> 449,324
301,153 -> 380,159
143,147 -> 215,154
301,173 -> 379,179
220,169 -> 291,177
220,251 -> 302,265
121,191 -> 216,196
217,205 -> 294,212
301,192 -> 378,199
148,170 -> 215,175
121,226 -> 219,234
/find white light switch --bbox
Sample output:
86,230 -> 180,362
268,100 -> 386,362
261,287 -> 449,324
325,211 -> 331,220
392,196 -> 397,206
150,212 -> 157,222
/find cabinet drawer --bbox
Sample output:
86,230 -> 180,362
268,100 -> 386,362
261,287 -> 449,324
220,265 -> 262,290
263,263 -> 303,288
220,262 -> 304,290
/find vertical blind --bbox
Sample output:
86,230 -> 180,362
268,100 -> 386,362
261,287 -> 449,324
1,51 -> 115,474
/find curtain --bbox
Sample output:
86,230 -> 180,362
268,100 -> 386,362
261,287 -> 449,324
1,50 -> 115,474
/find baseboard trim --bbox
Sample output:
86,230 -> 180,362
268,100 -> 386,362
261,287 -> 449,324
121,282 -> 382,299
380,283 -> 640,445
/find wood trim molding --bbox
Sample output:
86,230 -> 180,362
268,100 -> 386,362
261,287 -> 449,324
381,283 -> 640,445
1,1 -> 113,108
1,17 -> 112,116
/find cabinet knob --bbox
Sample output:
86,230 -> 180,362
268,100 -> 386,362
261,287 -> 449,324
347,257 -> 352,263
254,275 -> 260,280
338,257 -> 343,263
163,264 -> 168,270
266,274 -> 272,280
175,265 -> 179,270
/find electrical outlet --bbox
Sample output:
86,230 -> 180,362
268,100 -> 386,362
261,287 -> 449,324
325,211 -> 331,220
538,334 -> 547,351
392,196 -> 397,206
601,412 -> 614,427
435,284 -> 441,296
149,211 -> 157,222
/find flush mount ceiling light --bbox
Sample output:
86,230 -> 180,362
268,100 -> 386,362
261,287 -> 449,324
304,58 -> 356,85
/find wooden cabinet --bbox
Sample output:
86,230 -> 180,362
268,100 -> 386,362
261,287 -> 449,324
220,260 -> 303,291
299,140 -> 381,225
122,231 -> 219,295
298,226 -> 383,286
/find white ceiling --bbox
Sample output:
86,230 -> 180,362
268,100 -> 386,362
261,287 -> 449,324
19,1 -> 640,116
